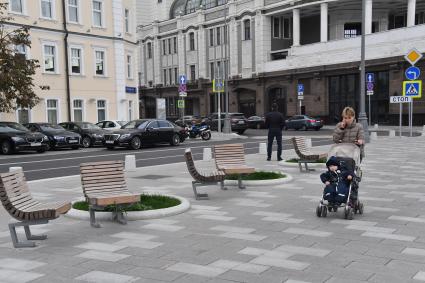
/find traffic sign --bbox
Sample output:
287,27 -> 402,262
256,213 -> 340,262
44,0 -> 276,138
403,80 -> 422,98
177,99 -> 185,108
179,91 -> 187,97
298,95 -> 304,100
179,75 -> 187,85
405,66 -> 421,80
213,79 -> 224,93
405,48 -> 423,66
178,84 -> 187,92
367,90 -> 374,96
367,83 -> 374,91
366,73 -> 374,83
297,84 -> 304,93
390,96 -> 412,103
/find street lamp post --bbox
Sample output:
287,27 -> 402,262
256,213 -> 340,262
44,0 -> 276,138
358,0 -> 370,142
223,4 -> 231,134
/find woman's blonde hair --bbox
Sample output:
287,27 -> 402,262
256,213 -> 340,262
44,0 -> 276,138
342,107 -> 355,118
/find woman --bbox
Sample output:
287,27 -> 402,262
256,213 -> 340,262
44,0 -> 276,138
333,107 -> 365,159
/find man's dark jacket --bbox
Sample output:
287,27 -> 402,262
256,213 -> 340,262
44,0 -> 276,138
265,111 -> 284,130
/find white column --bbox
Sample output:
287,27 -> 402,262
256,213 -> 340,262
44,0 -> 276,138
365,0 -> 373,35
320,3 -> 328,42
407,0 -> 416,27
255,13 -> 271,73
293,9 -> 300,46
230,18 -> 238,77
198,27 -> 207,79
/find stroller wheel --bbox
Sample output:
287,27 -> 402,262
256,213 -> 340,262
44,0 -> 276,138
347,207 -> 354,220
358,202 -> 364,215
344,207 -> 349,219
328,206 -> 333,212
316,205 -> 322,217
321,206 -> 328,217
333,206 -> 338,212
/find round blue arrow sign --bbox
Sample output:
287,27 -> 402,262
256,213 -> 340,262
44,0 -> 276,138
405,66 -> 420,81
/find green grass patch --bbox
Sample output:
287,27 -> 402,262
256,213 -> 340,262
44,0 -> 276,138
225,171 -> 286,181
72,194 -> 181,212
285,157 -> 326,163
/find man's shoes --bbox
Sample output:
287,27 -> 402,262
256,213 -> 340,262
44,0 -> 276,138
277,158 -> 283,161
266,157 -> 271,161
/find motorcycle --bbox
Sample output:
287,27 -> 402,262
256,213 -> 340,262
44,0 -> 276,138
188,123 -> 211,140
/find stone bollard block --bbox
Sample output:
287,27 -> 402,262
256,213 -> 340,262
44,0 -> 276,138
305,138 -> 312,148
370,132 -> 378,141
389,130 -> 396,137
9,167 -> 23,173
124,155 -> 136,172
259,143 -> 267,155
374,124 -> 378,129
203,147 -> 212,161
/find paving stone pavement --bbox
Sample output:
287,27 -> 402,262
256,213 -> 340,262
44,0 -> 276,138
0,135 -> 425,282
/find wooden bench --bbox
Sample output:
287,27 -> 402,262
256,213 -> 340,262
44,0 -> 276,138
212,143 -> 255,189
184,148 -> 226,200
80,160 -> 140,228
0,170 -> 71,248
291,137 -> 327,172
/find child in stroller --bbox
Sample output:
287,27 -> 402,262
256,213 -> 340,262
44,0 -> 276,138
316,143 -> 364,220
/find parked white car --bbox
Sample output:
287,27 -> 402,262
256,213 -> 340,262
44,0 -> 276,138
96,120 -> 127,130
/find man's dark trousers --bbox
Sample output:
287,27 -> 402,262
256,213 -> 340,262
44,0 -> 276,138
267,128 -> 282,160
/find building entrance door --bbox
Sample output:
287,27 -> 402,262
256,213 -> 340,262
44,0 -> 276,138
268,87 -> 287,118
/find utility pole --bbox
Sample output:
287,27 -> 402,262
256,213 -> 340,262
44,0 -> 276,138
223,5 -> 231,133
359,0 -> 370,142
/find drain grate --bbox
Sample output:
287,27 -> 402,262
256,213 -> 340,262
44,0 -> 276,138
135,175 -> 169,180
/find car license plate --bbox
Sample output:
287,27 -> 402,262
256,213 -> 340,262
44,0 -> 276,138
105,140 -> 114,144
68,140 -> 78,143
30,142 -> 41,147
238,121 -> 245,124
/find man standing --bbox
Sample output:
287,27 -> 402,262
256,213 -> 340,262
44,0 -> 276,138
265,103 -> 284,161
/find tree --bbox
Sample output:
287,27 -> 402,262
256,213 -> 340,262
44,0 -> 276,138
0,2 -> 48,113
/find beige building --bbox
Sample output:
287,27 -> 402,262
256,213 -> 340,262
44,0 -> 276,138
1,0 -> 139,124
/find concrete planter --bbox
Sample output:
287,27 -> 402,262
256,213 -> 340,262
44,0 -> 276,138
65,194 -> 190,221
279,160 -> 326,169
225,173 -> 293,187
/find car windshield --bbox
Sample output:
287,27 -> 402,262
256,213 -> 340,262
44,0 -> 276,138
117,121 -> 127,126
76,122 -> 101,129
0,122 -> 29,133
40,124 -> 65,132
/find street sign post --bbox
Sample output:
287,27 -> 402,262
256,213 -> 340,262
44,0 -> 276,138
179,75 -> 187,123
213,79 -> 224,132
390,96 -> 412,138
297,84 -> 304,114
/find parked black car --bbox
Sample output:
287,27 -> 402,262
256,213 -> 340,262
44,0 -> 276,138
59,122 -> 106,148
24,123 -> 81,150
247,116 -> 266,129
284,115 -> 324,131
0,122 -> 48,154
104,119 -> 186,150
204,113 -> 248,134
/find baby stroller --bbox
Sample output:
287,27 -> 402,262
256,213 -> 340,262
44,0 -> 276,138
316,143 -> 364,220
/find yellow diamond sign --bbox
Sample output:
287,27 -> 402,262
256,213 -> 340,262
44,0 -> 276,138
405,48 -> 423,65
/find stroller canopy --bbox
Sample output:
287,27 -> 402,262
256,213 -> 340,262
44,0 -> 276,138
327,143 -> 361,166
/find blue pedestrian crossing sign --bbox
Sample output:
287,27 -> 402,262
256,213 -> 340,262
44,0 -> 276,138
366,73 -> 374,83
403,80 -> 422,98
179,75 -> 187,85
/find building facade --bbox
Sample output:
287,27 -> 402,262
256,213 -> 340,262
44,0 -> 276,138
1,0 -> 139,124
138,0 -> 425,125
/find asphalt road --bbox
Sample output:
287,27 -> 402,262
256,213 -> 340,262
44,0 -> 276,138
0,129 -> 334,181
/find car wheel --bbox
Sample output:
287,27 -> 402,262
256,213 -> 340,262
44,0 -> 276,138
256,124 -> 261,129
129,136 -> 141,150
301,125 -> 307,131
237,130 -> 245,135
106,146 -> 114,150
82,136 -> 92,148
180,137 -> 186,143
315,127 -> 320,131
1,140 -> 13,155
170,134 -> 180,146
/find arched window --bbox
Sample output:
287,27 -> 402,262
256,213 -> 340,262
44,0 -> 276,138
244,19 -> 251,40
189,32 -> 195,50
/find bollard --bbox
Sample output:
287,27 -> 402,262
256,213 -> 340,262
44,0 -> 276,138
259,143 -> 267,155
124,155 -> 136,172
374,124 -> 378,129
389,130 -> 395,137
9,167 -> 23,173
370,132 -> 378,141
203,147 -> 212,161
305,138 -> 312,148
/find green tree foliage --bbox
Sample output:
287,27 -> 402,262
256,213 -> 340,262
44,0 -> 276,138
0,2 -> 48,113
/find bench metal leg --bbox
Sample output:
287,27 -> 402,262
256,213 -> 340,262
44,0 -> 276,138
8,219 -> 49,248
220,181 -> 227,190
238,175 -> 246,189
112,205 -> 128,225
89,206 -> 102,228
192,181 -> 209,200
298,161 -> 315,173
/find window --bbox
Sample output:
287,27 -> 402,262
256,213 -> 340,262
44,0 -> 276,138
163,69 -> 167,84
210,62 -> 214,79
17,108 -> 29,124
209,29 -> 214,46
244,19 -> 251,40
92,0 -> 103,27
147,42 -> 152,58
173,37 -> 177,54
43,44 -> 56,73
124,9 -> 130,33
95,50 -> 105,76
127,54 -> 132,79
41,0 -> 54,19
273,17 -> 280,38
223,25 -> 227,44
10,0 -> 23,14
68,0 -> 79,23
216,27 -> 221,45
168,38 -> 172,54
158,120 -> 172,128
162,40 -> 166,55
217,61 -> 221,78
47,99 -> 58,124
283,18 -> 291,38
73,99 -> 83,121
169,68 -> 172,85
97,100 -> 106,121
344,23 -> 361,38
15,44 -> 27,59
70,47 -> 82,74
190,65 -> 196,82
189,32 -> 195,50
174,67 -> 178,85
128,100 -> 133,120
